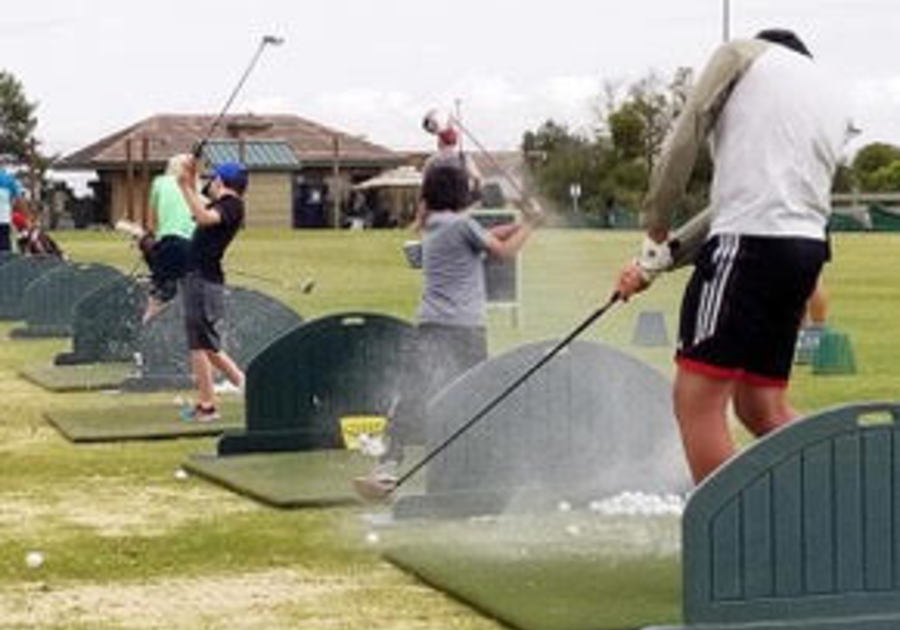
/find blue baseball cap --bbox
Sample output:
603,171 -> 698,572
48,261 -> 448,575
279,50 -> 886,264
213,161 -> 248,193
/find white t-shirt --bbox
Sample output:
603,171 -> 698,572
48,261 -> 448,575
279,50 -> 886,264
709,45 -> 852,240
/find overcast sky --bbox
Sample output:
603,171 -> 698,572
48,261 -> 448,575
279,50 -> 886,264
2,0 -> 898,160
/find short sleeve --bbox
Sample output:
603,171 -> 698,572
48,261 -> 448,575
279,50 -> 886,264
149,177 -> 162,209
216,197 -> 244,227
461,215 -> 491,252
2,173 -> 23,198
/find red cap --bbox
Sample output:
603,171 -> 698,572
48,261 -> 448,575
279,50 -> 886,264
11,210 -> 28,231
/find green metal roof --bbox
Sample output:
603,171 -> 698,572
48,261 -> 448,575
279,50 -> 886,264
202,140 -> 300,169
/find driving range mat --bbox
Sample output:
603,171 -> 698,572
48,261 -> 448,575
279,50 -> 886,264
44,398 -> 244,442
383,513 -> 682,630
184,448 -> 424,508
21,362 -> 135,392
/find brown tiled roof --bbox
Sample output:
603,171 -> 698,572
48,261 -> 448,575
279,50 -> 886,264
57,113 -> 401,170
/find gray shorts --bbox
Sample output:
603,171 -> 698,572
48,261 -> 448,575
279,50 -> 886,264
183,272 -> 224,351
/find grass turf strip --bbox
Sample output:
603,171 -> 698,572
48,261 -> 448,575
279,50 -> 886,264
382,513 -> 682,630
44,398 -> 244,442
21,362 -> 135,392
184,448 -> 425,508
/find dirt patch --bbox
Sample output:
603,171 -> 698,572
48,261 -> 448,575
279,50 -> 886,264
0,567 -> 479,630
0,480 -> 257,538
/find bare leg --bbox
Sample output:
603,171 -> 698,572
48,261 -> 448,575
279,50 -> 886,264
806,277 -> 828,326
207,350 -> 244,388
142,297 -> 163,325
191,350 -> 216,408
733,382 -> 798,437
673,367 -> 736,484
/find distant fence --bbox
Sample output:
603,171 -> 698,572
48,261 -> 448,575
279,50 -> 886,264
831,192 -> 900,232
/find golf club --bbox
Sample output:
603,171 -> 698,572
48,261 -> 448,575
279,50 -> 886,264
227,267 -> 316,294
353,291 -> 622,503
193,34 -> 285,158
423,109 -> 544,222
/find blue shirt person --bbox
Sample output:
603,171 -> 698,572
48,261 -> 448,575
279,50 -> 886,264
0,168 -> 24,252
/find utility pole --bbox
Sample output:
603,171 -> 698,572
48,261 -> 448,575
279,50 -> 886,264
454,98 -> 463,152
722,0 -> 731,43
332,134 -> 340,229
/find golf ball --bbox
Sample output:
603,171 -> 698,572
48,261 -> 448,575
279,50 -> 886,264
25,551 -> 44,569
365,531 -> 380,545
358,434 -> 387,458
564,524 -> 581,537
174,468 -> 189,481
557,500 -> 572,513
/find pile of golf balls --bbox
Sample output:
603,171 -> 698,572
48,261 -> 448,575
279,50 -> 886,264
588,491 -> 685,516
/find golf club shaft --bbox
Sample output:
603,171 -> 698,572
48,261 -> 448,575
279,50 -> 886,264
227,267 -> 314,293
227,267 -> 286,287
195,38 -> 278,157
392,292 -> 621,492
449,115 -> 528,200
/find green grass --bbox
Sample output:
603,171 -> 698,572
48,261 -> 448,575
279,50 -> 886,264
0,227 -> 896,629
384,514 -> 682,630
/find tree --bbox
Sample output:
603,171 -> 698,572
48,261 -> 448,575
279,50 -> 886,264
0,71 -> 38,161
852,142 -> 900,192
521,119 -> 606,219
0,71 -> 53,215
866,160 -> 900,192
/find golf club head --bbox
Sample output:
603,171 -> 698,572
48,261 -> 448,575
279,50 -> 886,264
352,474 -> 397,504
300,278 -> 316,294
262,35 -> 285,46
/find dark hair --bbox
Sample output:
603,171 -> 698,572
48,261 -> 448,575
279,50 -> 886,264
755,28 -> 812,58
421,165 -> 469,212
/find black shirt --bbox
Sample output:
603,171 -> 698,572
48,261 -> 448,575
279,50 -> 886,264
189,195 -> 244,283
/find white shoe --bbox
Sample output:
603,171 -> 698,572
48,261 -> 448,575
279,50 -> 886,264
114,219 -> 146,239
214,380 -> 242,395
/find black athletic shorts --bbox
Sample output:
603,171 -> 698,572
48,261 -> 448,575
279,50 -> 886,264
676,233 -> 827,387
183,271 -> 224,352
148,236 -> 191,303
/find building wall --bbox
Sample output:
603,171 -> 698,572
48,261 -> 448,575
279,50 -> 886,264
101,170 -> 293,228
106,171 -> 156,227
244,172 -> 291,228
99,167 -> 388,229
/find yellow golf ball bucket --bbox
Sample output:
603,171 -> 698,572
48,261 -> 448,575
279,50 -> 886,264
339,415 -> 387,450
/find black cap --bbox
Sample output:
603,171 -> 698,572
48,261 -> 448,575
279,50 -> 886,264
755,28 -> 812,58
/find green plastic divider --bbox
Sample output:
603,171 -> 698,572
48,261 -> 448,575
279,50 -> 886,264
218,312 -> 421,455
645,403 -> 900,630
0,256 -> 66,320
11,263 -> 123,338
54,276 -> 146,366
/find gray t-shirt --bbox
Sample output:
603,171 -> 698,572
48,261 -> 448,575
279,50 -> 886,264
417,211 -> 491,327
